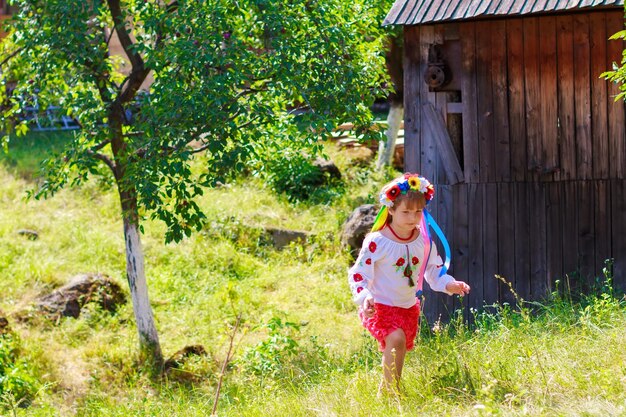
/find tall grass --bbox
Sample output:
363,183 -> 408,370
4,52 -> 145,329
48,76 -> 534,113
1,134 -> 626,416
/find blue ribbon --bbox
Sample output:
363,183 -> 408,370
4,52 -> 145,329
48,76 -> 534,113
423,209 -> 451,277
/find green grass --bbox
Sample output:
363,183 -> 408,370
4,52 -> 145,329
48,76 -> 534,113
0,131 -> 75,179
1,133 -> 626,416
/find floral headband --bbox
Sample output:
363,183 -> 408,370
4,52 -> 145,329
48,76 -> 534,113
371,173 -> 434,232
379,173 -> 434,208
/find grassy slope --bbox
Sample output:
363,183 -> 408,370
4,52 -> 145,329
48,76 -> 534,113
1,134 -> 626,416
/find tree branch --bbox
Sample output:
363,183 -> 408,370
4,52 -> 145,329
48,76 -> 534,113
189,116 -> 260,155
107,0 -> 144,70
90,139 -> 111,153
0,47 -> 24,69
106,0 -> 150,105
86,149 -> 116,173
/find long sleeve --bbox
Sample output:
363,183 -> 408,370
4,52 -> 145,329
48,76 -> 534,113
423,240 -> 454,294
348,234 -> 382,305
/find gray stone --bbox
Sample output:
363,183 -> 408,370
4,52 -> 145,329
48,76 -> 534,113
313,158 -> 342,180
265,227 -> 309,249
164,344 -> 207,371
0,312 -> 9,335
17,229 -> 39,240
341,204 -> 378,258
36,273 -> 126,319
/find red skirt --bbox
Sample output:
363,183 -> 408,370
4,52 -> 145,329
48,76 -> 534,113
359,302 -> 420,351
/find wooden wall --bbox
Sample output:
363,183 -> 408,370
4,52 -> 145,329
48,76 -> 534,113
404,10 -> 626,323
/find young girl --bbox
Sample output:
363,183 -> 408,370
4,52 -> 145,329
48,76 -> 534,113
348,173 -> 470,394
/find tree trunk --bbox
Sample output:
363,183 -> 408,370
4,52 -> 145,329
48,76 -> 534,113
377,33 -> 404,170
377,103 -> 404,170
108,100 -> 163,368
121,191 -> 164,368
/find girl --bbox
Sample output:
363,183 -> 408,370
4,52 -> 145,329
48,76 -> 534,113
348,173 -> 470,394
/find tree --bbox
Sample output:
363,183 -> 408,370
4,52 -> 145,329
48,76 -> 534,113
602,22 -> 626,101
0,0 -> 387,368
367,0 -> 403,170
376,31 -> 403,170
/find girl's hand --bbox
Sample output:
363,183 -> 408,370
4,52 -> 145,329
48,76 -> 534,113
446,280 -> 471,296
362,296 -> 375,318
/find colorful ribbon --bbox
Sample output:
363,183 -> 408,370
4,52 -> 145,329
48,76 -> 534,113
423,209 -> 451,277
371,206 -> 389,232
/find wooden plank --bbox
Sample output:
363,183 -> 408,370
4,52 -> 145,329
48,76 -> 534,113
403,26 -> 421,173
422,103 -> 465,185
562,181 -> 579,288
435,184 -> 455,322
397,0 -> 421,26
483,183 -> 499,305
419,26 -> 437,180
507,18 -> 527,182
422,0 -> 445,23
529,183 -> 548,299
444,22 -> 460,41
539,15 -> 559,181
452,184 -> 470,319
606,11 -> 626,179
573,13 -> 593,179
546,183 -> 563,292
611,180 -> 626,292
556,15 -> 577,180
514,183 -> 531,302
491,19 -> 511,182
524,17 -> 542,180
578,180 -> 595,287
594,181 -> 610,276
497,183 -> 516,305
447,102 -> 464,113
468,183 -> 484,315
460,22 -> 479,183
476,21 -> 496,183
590,12 -> 609,179
407,0 -> 433,25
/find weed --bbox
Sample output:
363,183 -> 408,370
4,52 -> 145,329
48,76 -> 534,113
0,333 -> 38,410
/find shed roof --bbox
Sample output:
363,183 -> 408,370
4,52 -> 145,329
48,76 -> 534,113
384,0 -> 625,26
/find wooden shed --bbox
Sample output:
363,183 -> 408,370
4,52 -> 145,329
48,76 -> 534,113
384,1 -> 626,321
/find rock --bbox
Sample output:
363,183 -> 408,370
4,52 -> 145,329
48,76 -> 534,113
0,312 -> 9,335
312,158 -> 342,181
341,204 -> 378,258
17,229 -> 39,240
36,273 -> 126,319
265,227 -> 309,249
164,344 -> 207,371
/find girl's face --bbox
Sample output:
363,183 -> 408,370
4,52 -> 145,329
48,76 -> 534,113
389,199 -> 424,231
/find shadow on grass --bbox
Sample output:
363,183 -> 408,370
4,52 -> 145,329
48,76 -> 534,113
0,131 -> 74,180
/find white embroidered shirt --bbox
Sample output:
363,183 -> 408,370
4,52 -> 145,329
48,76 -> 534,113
348,228 -> 454,308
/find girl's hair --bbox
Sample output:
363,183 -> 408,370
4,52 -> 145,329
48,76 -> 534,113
387,191 -> 426,225
371,173 -> 433,232
391,190 -> 426,211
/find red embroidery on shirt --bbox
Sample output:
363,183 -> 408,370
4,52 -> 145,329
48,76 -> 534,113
357,287 -> 364,293
369,241 -> 377,253
365,258 -> 372,265
353,273 -> 363,282
412,256 -> 419,265
396,258 -> 405,267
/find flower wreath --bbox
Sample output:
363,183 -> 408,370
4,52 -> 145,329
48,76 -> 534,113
379,173 -> 434,208
371,173 -> 435,232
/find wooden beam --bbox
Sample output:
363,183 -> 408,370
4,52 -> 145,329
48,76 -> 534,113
422,103 -> 464,185
446,102 -> 464,114
403,26 -> 421,173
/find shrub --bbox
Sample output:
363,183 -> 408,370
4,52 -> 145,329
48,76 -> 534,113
0,333 -> 38,409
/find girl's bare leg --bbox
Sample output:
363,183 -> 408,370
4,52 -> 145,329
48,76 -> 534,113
379,328 -> 407,395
